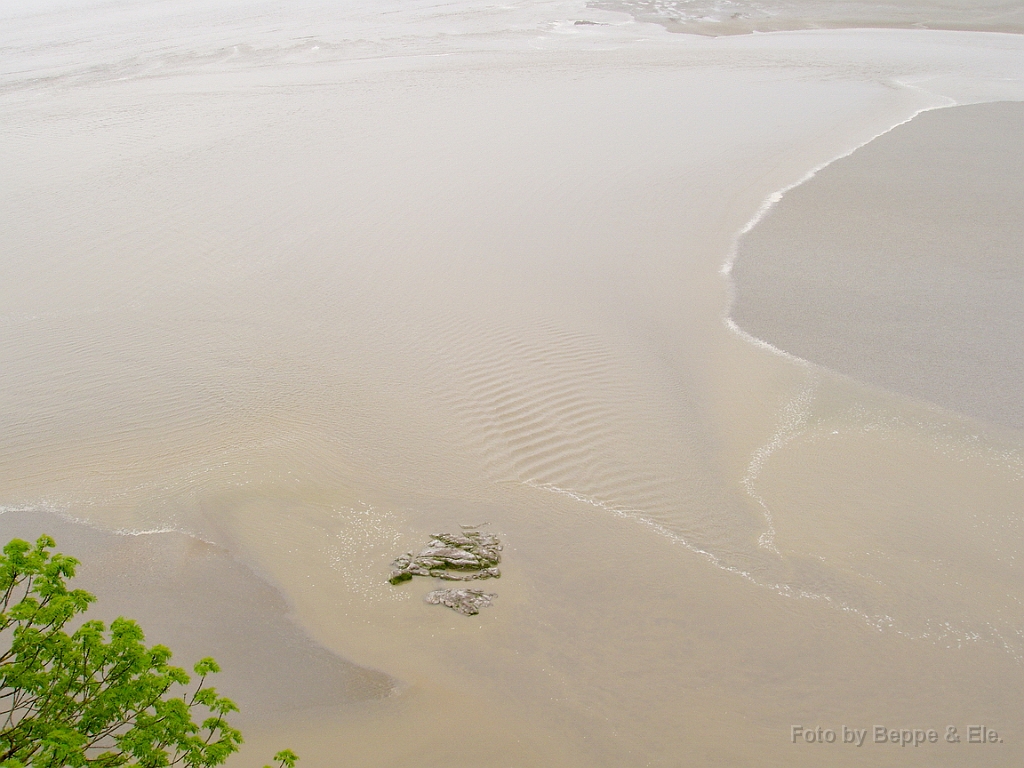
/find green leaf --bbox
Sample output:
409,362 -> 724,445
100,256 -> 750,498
0,535 -> 296,768
265,748 -> 299,768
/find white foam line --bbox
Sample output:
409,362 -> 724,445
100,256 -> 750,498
743,375 -> 817,553
110,526 -> 181,536
522,474 -> 1024,659
523,479 -> 905,630
722,315 -> 809,365
0,502 -> 213,544
718,90 -> 959,361
0,503 -> 57,516
523,478 -> 757,576
720,95 -> 956,279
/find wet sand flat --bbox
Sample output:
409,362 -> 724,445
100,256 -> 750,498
731,101 -> 1024,429
0,512 -> 394,720
591,0 -> 1024,36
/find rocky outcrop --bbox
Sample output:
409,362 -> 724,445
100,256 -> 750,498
388,527 -> 502,614
388,529 -> 501,585
424,588 -> 496,616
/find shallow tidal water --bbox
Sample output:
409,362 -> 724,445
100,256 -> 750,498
1,1 -> 1024,765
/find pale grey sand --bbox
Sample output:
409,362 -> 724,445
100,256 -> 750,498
731,101 -> 1024,429
0,512 -> 393,719
592,0 -> 1024,36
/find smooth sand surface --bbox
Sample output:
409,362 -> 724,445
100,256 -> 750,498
2,4 -> 1024,765
592,0 -> 1024,35
0,512 -> 393,719
731,101 -> 1024,429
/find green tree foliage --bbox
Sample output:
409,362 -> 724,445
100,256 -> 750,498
0,535 -> 296,768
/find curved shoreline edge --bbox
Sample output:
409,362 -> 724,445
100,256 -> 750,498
586,0 -> 1024,39
722,96 -> 1024,429
718,97 -> 952,367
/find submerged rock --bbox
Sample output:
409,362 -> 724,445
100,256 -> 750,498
388,528 -> 501,585
388,527 -> 504,615
425,588 -> 496,616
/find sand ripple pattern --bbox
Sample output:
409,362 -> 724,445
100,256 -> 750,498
404,315 -> 773,575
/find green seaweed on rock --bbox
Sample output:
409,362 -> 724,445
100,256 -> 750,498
388,528 -> 501,585
388,528 -> 502,614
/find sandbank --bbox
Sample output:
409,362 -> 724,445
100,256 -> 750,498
0,511 -> 393,720
592,0 -> 1024,36
731,101 -> 1024,429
